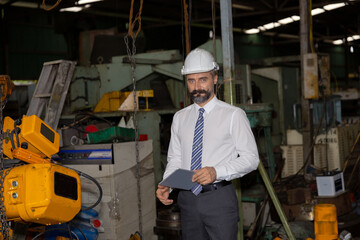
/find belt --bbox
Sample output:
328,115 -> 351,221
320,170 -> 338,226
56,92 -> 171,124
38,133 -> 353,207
201,181 -> 232,193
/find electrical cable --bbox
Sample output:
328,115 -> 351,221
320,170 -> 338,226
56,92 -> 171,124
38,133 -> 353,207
42,0 -> 62,11
183,0 -> 190,54
32,228 -> 79,240
309,0 -> 315,53
67,223 -> 74,240
323,95 -> 329,172
128,0 -> 144,39
180,0 -> 185,62
60,116 -> 89,130
181,0 -> 191,107
9,129 -> 16,151
14,119 -> 21,148
188,0 -> 192,51
211,0 -> 216,61
211,0 -> 219,97
65,167 -> 103,211
69,221 -> 88,240
74,112 -> 113,127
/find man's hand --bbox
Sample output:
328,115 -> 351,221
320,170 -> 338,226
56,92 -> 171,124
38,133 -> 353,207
156,185 -> 173,205
192,167 -> 217,185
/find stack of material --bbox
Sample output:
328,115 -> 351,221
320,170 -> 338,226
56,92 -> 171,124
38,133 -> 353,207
281,123 -> 360,178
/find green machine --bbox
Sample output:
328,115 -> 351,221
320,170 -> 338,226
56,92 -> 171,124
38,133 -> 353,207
62,40 -> 224,184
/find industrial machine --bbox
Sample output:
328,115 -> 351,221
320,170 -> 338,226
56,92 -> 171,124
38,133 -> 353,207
0,75 -> 83,238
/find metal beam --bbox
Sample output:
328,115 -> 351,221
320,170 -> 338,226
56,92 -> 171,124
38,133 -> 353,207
220,0 -> 236,105
220,2 -> 241,239
300,0 -> 314,170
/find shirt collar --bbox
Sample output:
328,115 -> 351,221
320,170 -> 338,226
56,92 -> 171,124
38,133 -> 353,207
193,95 -> 218,114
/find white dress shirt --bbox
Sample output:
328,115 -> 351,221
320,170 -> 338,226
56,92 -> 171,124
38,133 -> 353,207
163,96 -> 259,182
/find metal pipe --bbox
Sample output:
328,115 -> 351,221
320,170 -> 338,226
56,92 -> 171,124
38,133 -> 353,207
258,161 -> 296,240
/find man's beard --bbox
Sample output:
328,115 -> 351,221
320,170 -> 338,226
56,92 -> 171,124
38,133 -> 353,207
190,89 -> 213,104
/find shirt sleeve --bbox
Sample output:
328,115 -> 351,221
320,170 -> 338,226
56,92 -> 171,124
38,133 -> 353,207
162,112 -> 182,180
214,109 -> 259,181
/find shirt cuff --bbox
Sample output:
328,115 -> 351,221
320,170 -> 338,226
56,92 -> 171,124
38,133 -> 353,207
214,165 -> 227,181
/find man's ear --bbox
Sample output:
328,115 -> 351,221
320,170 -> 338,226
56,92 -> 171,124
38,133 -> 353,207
214,74 -> 218,85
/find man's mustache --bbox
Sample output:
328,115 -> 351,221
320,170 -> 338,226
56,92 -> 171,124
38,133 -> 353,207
190,90 -> 208,95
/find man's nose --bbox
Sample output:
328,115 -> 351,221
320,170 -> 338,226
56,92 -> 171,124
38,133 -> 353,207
194,81 -> 200,90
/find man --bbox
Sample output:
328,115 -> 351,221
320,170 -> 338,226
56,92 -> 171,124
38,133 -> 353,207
156,48 -> 259,240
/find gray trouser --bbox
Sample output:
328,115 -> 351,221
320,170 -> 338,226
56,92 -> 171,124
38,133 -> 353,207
177,183 -> 239,240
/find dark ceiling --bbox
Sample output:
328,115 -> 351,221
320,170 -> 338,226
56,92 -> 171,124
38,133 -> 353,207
56,0 -> 360,43
1,0 -> 360,46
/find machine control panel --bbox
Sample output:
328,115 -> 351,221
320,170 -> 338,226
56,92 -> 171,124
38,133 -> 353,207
53,144 -> 113,164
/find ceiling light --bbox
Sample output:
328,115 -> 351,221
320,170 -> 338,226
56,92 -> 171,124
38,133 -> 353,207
263,22 -> 280,30
347,36 -> 354,42
232,3 -> 254,11
350,46 -> 354,53
311,8 -> 325,16
333,39 -> 343,45
77,0 -> 102,4
11,1 -> 38,8
323,3 -> 345,11
352,35 -> 360,40
59,6 -> 83,12
258,26 -> 266,31
291,15 -> 300,21
245,28 -> 260,34
278,17 -> 293,25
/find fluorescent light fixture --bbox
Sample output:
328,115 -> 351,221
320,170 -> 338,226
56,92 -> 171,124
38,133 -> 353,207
259,26 -> 266,31
332,34 -> 360,45
291,15 -> 300,21
333,39 -> 343,45
347,35 -> 360,42
243,3 -> 344,35
263,22 -> 280,30
232,3 -> 254,11
60,6 -> 83,12
278,17 -> 293,24
245,28 -> 260,34
350,46 -> 354,53
311,8 -> 325,16
323,3 -> 345,11
11,1 -> 39,8
77,0 -> 102,5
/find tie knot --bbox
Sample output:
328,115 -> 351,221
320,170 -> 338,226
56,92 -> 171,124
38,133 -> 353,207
199,108 -> 205,115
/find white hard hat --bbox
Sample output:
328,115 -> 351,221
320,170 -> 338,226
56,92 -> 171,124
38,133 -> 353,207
181,48 -> 219,75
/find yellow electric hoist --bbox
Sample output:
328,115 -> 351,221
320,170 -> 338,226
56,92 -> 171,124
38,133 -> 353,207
0,75 -> 81,228
1,115 -> 81,225
3,163 -> 81,225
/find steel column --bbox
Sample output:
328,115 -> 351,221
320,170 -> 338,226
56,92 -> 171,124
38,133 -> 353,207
220,1 -> 241,238
220,0 -> 236,105
300,0 -> 314,166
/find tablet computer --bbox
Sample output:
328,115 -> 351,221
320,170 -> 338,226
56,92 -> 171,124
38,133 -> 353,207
159,169 -> 197,190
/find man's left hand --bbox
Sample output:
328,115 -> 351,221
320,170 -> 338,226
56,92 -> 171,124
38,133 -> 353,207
192,167 -> 217,185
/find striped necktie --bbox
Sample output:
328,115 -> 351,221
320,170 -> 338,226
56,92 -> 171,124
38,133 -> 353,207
191,108 -> 205,195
